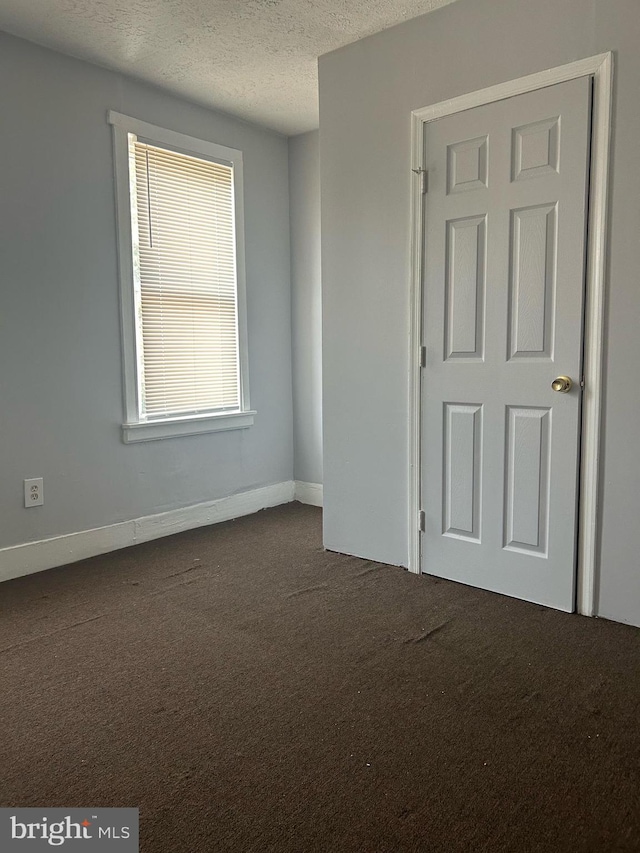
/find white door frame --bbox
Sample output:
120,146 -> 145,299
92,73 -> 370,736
408,53 -> 613,616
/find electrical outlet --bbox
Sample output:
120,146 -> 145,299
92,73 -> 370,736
24,478 -> 44,508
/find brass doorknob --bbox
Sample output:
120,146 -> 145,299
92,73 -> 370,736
551,375 -> 573,393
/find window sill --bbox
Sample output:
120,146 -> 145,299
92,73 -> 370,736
122,410 -> 256,443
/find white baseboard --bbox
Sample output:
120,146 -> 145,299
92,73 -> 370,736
294,481 -> 323,507
0,480 -> 295,584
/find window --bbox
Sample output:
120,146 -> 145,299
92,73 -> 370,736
109,112 -> 254,442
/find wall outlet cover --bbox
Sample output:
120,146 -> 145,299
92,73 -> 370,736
24,478 -> 44,507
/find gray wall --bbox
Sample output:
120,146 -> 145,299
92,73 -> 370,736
0,31 -> 293,550
289,131 -> 323,485
319,0 -> 640,626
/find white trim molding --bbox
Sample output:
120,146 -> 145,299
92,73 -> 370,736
0,481 -> 296,584
408,53 -> 613,620
108,110 -> 253,443
123,410 -> 256,443
294,481 -> 323,507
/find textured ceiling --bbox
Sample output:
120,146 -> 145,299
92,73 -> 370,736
0,0 -> 459,135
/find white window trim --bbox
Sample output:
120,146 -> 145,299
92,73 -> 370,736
108,110 -> 254,443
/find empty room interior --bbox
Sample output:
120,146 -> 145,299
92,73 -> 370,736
2,0 -> 640,849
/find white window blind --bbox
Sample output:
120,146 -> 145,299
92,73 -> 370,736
129,136 -> 240,420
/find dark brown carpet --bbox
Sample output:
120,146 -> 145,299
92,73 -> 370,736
1,503 -> 640,852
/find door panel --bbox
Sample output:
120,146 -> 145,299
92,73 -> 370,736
504,405 -> 550,556
420,78 -> 591,611
443,402 -> 482,541
445,215 -> 486,359
508,203 -> 556,359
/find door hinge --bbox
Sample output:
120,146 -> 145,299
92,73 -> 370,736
419,510 -> 426,532
420,345 -> 427,368
412,168 -> 428,194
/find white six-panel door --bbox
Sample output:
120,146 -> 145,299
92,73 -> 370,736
420,78 -> 591,611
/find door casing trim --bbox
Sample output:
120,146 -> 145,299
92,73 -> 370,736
408,52 -> 614,616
